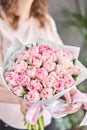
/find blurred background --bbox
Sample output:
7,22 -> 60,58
49,0 -> 87,130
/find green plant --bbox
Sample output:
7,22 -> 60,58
62,0 -> 87,45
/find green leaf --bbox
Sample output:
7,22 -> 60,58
36,42 -> 38,46
72,74 -> 78,80
14,58 -> 18,62
23,86 -> 29,93
72,58 -> 76,65
25,46 -> 29,50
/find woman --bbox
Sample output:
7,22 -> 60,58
0,0 -> 82,130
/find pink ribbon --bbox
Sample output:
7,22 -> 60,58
26,103 -> 41,125
71,89 -> 87,103
26,89 -> 87,125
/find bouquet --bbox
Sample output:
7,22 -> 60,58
0,39 -> 87,130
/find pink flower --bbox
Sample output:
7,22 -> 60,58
43,75 -> 55,88
5,71 -> 18,85
19,50 -> 29,60
40,88 -> 53,100
36,68 -> 48,81
63,49 -> 74,60
13,59 -> 27,73
67,69 -> 74,75
59,57 -> 74,69
67,66 -> 82,76
31,55 -> 42,68
56,65 -> 67,78
73,66 -> 82,75
15,73 -> 30,86
27,79 -> 42,91
43,61 -> 56,72
54,48 -> 63,61
12,86 -> 24,97
28,46 -> 39,55
39,45 -> 52,54
55,78 -> 65,93
42,50 -> 56,62
64,74 -> 75,88
49,71 -> 57,77
24,91 -> 40,102
27,66 -> 36,78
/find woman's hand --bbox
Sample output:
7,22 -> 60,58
64,102 -> 82,114
64,88 -> 82,114
19,99 -> 32,116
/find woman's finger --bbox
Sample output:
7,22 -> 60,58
64,92 -> 72,103
64,102 -> 82,114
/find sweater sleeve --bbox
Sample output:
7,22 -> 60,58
0,31 -> 10,88
0,31 -> 4,87
47,15 -> 63,45
0,31 -> 3,66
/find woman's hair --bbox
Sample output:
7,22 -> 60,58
0,0 -> 49,29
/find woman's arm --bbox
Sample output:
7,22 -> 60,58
0,32 -> 20,104
0,86 -> 20,103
